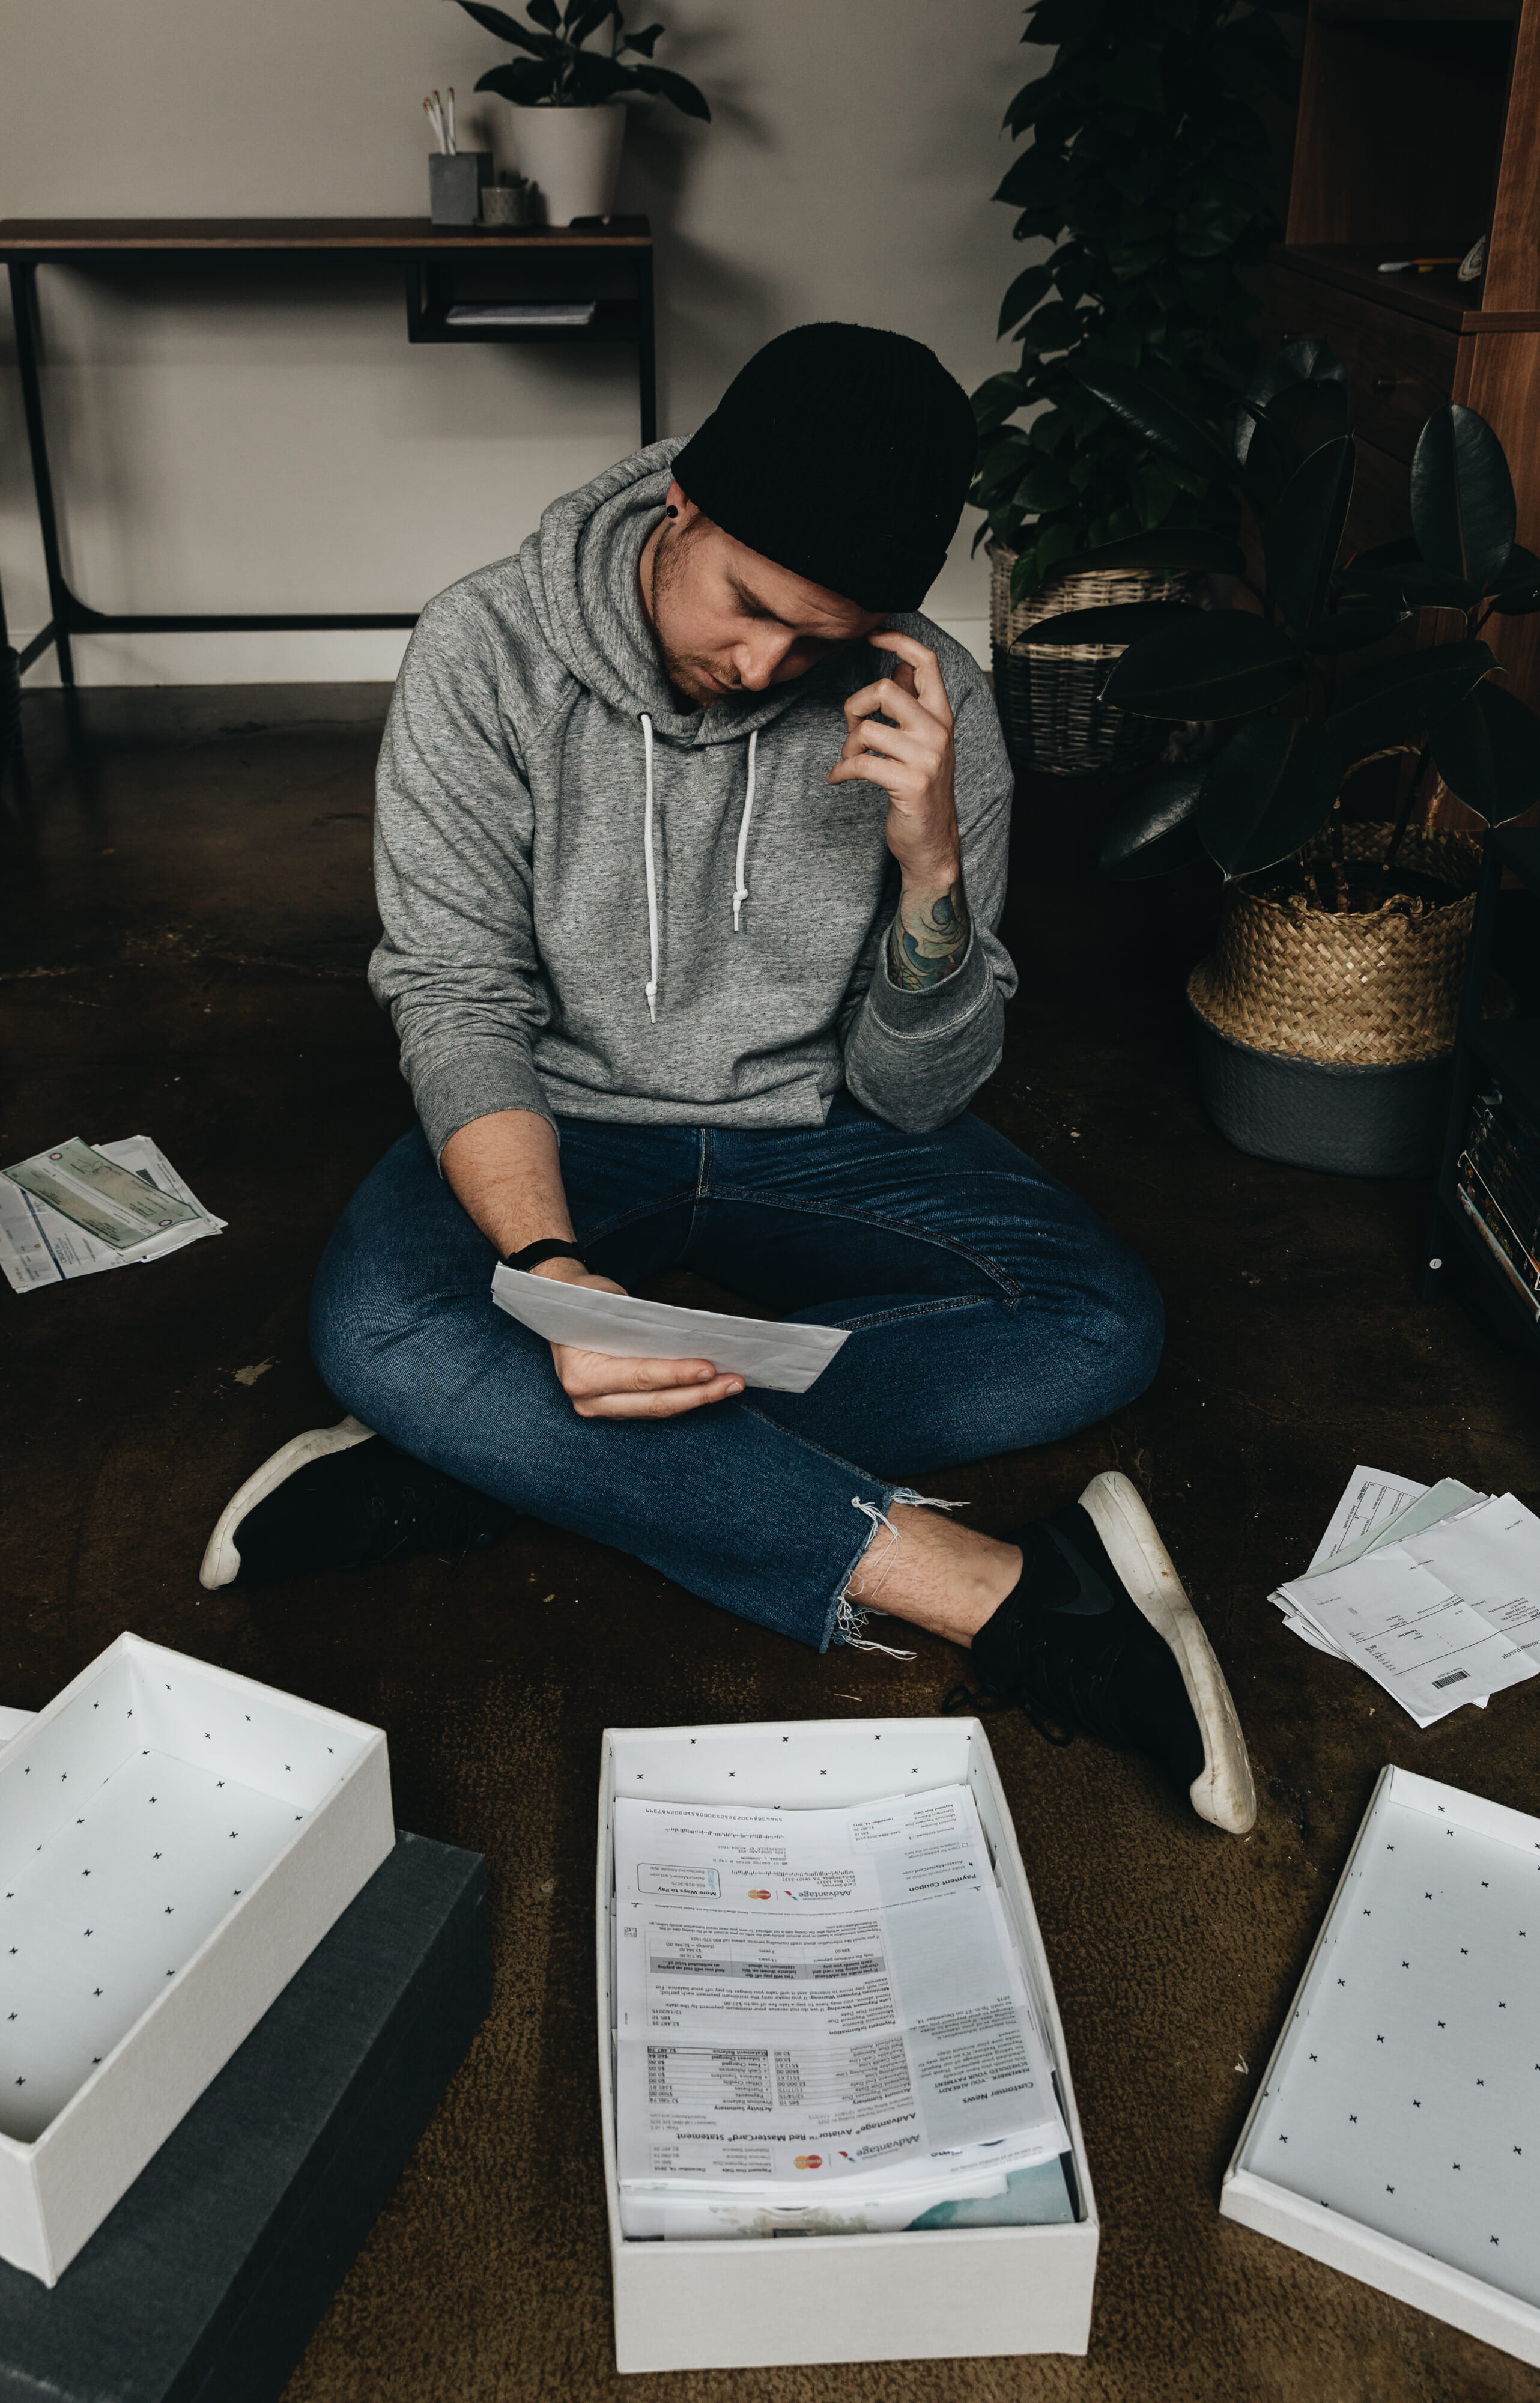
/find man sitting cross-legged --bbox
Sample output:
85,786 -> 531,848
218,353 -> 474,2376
201,323 -> 1255,1837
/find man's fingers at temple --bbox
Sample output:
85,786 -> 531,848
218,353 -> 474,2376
867,630 -> 953,726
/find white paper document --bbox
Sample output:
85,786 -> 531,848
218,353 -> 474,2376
0,1137 -> 225,1296
491,1265 -> 847,1393
611,1784 -> 1068,2233
1276,1490 -> 1540,1724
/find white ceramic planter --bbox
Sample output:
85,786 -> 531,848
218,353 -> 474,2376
512,103 -> 625,226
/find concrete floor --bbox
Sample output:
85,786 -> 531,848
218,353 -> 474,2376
2,685 -> 1538,2403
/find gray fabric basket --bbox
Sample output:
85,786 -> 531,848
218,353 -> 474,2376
1191,1012 -> 1452,1178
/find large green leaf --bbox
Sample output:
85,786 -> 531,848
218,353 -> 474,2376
1103,613 -> 1302,719
1099,770 -> 1206,881
972,372 -> 1026,435
1429,679 -> 1540,825
1339,560 -> 1479,614
1410,406 -> 1517,585
1097,43 -> 1165,111
1021,601 -> 1206,645
1067,361 -> 1241,490
628,63 -> 711,118
1488,542 -> 1540,616
1326,639 -> 1496,758
1297,603 -> 1409,654
1265,437 -> 1355,634
1198,719 -> 1343,878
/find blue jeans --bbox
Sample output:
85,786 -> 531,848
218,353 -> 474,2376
309,1100 -> 1163,1653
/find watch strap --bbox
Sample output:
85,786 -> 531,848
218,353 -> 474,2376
502,1238 -> 589,1275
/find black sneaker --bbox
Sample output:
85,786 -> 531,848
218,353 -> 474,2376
199,1417 -> 517,1590
949,1471 -> 1256,1835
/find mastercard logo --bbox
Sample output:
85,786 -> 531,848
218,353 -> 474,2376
794,2155 -> 822,2171
747,1888 -> 771,1900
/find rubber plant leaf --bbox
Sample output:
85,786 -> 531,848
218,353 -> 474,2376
570,50 -> 631,100
1297,604 -> 1410,654
1429,679 -> 1540,825
1099,770 -> 1206,881
1410,405 -> 1517,585
1022,602 -> 1207,646
527,0 -> 562,26
1326,639 -> 1496,759
1067,361 -> 1242,491
1265,436 -> 1356,634
1338,561 -> 1479,613
1487,543 -> 1540,616
456,1 -> 557,56
1102,613 -> 1302,719
620,21 -> 664,54
568,0 -> 620,41
1198,718 -> 1344,878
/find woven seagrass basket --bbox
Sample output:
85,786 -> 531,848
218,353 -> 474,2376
989,544 -> 1208,776
1187,822 -> 1487,1175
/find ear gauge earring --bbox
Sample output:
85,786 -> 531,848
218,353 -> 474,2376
665,505 -> 678,518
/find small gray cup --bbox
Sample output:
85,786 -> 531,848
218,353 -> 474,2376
480,182 -> 532,228
428,151 -> 491,225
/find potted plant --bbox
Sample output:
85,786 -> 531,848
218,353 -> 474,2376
1038,341 -> 1540,1174
455,0 -> 708,227
972,0 -> 1294,773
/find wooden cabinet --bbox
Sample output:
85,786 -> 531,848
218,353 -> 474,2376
1267,0 -> 1540,785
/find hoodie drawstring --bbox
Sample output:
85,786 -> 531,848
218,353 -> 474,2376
640,712 -> 659,1024
732,729 -> 757,932
638,717 -> 759,1022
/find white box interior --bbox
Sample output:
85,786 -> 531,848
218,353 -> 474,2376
1225,1765 -> 1540,2365
0,1635 -> 393,2283
597,1717 -> 1099,2372
0,1642 -> 375,2142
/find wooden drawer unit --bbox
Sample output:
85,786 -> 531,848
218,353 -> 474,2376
1268,266 -> 1458,461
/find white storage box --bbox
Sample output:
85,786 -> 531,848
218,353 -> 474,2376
596,1716 -> 1098,2372
1223,1764 -> 1540,2367
0,1633 -> 393,2284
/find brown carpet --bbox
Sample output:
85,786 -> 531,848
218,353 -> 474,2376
2,687 -> 1538,2403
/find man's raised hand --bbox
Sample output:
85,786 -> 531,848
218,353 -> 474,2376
827,628 -> 972,992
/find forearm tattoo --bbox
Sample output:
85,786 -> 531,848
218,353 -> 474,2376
887,880 -> 972,991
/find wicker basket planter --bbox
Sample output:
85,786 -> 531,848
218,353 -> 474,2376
1186,823 -> 1484,1177
989,545 -> 1209,777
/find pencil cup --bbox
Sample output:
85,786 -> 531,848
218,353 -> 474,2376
480,182 -> 532,228
428,152 -> 491,225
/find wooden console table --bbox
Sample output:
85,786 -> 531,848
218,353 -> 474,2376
0,217 -> 656,687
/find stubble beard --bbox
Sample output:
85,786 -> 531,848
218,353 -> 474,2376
647,515 -> 737,708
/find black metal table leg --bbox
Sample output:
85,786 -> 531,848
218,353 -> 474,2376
8,263 -> 73,687
637,251 -> 656,448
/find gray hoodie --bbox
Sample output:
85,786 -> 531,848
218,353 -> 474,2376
370,439 -> 1016,1156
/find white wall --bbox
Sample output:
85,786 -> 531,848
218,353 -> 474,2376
0,1 -> 1027,684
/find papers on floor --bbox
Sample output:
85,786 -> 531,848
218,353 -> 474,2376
0,1137 -> 225,1295
611,1784 -> 1072,2239
1271,1465 -> 1540,1724
491,1265 -> 847,1393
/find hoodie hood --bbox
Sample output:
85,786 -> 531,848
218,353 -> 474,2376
518,437 -> 849,747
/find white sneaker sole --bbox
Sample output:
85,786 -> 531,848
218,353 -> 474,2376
199,1417 -> 376,1591
1078,1469 -> 1257,1836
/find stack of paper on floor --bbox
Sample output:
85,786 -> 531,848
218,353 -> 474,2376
0,1136 -> 224,1295
1271,1466 -> 1540,1725
611,1783 -> 1074,2239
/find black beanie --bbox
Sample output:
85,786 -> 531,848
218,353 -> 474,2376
670,323 -> 977,613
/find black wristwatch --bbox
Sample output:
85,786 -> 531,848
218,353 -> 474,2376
501,1238 -> 589,1274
